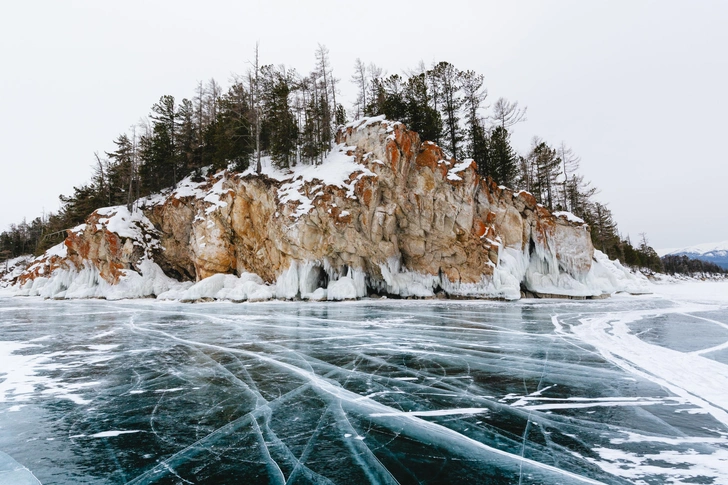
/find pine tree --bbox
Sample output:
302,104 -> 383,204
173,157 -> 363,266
528,140 -> 562,209
589,202 -> 619,255
460,70 -> 489,177
381,74 -> 408,122
489,126 -> 517,187
211,82 -> 253,172
176,98 -> 201,176
364,63 -> 385,116
565,172 -> 597,220
261,66 -> 298,169
399,73 -> 439,143
106,133 -> 136,209
138,95 -> 179,192
428,61 -> 464,158
556,143 -> 581,212
315,44 -> 337,154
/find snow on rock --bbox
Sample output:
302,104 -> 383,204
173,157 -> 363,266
93,206 -> 161,252
12,117 -> 648,302
274,143 -> 376,219
0,255 -> 34,290
552,211 -> 585,224
447,159 -> 475,182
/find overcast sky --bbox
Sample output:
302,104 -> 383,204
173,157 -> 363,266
1,0 -> 726,250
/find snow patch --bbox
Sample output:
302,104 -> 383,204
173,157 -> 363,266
269,143 -> 376,219
447,159 -> 474,182
552,211 -> 585,224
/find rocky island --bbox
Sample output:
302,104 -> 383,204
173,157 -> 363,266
12,117 -> 646,301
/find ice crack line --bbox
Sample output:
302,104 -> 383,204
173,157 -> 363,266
128,322 -> 606,484
570,307 -> 728,429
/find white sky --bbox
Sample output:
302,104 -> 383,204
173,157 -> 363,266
1,0 -> 726,250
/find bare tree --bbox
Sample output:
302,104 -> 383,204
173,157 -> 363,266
129,125 -> 138,211
194,81 -> 205,142
490,97 -> 527,130
251,43 -> 262,175
205,78 -> 221,123
94,152 -> 107,204
351,58 -> 367,119
315,44 -> 337,149
558,142 -> 581,211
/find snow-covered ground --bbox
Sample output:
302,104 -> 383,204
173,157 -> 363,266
651,279 -> 728,304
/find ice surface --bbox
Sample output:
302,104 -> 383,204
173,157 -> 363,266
0,451 -> 41,484
1,288 -> 728,484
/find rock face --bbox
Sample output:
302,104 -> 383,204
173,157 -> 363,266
15,117 -> 647,301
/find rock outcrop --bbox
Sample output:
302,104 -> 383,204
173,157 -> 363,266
14,117 -> 648,301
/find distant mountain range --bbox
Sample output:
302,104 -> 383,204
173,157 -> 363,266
658,241 -> 728,269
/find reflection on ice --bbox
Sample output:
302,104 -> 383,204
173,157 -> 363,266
0,295 -> 727,484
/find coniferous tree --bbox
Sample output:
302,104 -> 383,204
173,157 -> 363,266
138,95 -> 178,193
261,66 -> 298,169
637,233 -> 663,272
381,74 -> 408,122
490,126 -> 518,187
589,202 -> 619,255
565,173 -> 597,220
335,103 -> 347,126
528,140 -> 562,210
315,44 -> 337,154
209,82 -> 253,172
404,73 -> 441,143
106,133 -> 136,209
461,70 -> 489,177
176,98 -> 201,176
364,63 -> 385,117
429,61 -> 464,158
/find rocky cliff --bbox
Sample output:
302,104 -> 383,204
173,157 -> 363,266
14,117 -> 647,301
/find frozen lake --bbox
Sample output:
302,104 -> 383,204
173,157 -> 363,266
1,284 -> 728,484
